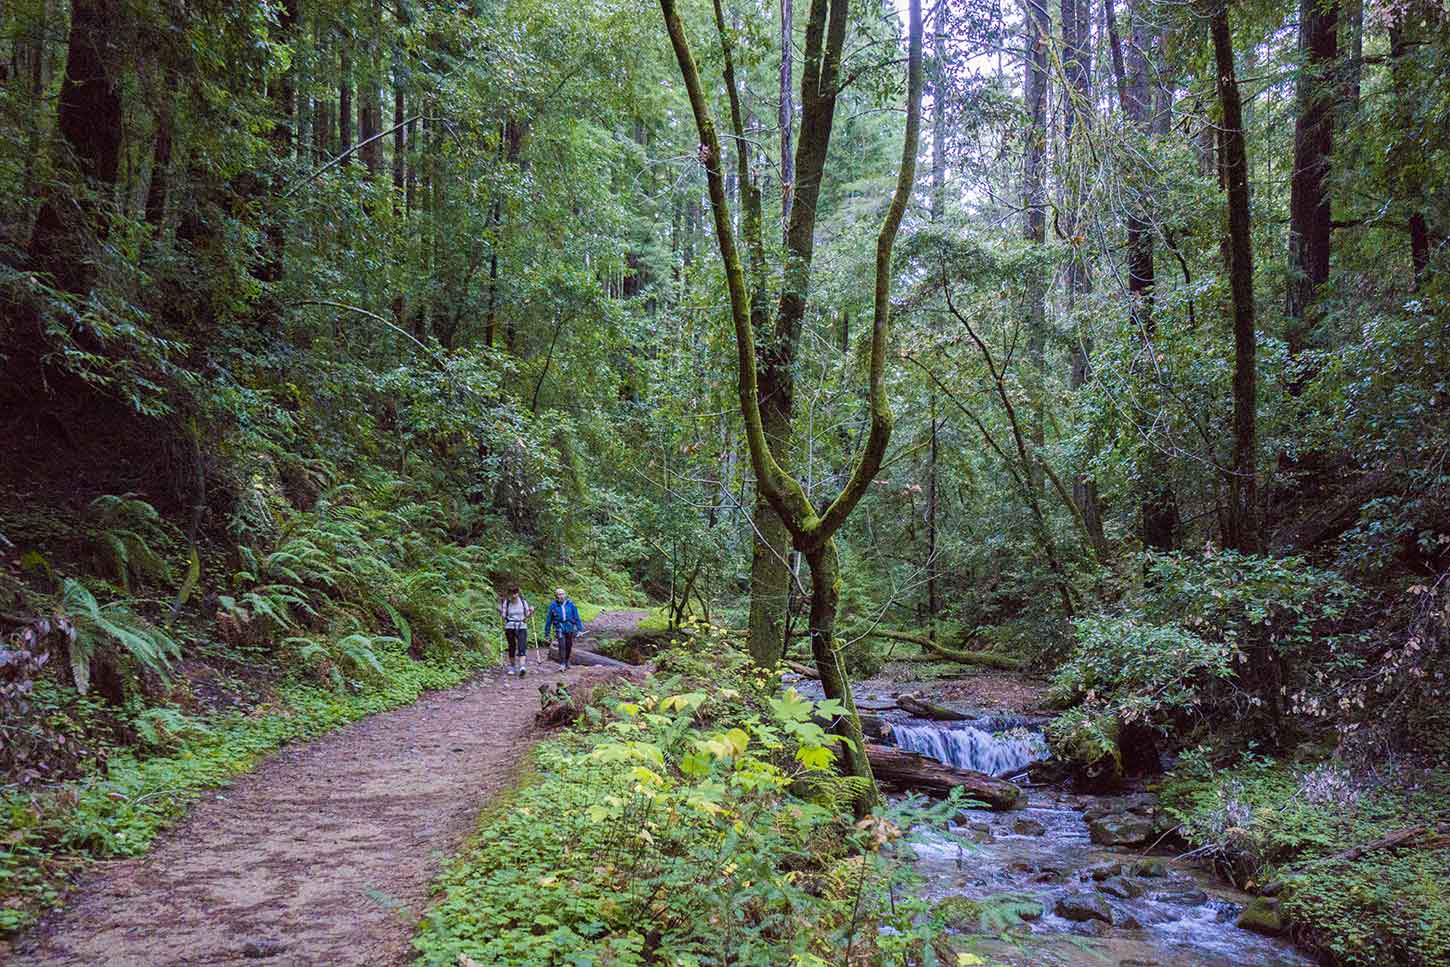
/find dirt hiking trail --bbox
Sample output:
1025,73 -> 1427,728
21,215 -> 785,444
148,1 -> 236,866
12,610 -> 650,967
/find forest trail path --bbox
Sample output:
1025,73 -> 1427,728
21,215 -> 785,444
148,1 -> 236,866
13,610 -> 650,967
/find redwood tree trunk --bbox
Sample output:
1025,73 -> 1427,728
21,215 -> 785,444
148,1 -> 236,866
1286,0 -> 1337,360
1022,0 -> 1049,480
1211,0 -> 1261,554
27,0 -> 122,294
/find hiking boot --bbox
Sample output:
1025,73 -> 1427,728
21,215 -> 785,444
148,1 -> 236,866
559,663 -> 568,672
519,667 -> 527,677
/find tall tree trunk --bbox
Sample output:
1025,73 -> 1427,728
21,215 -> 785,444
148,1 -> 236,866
144,82 -> 175,228
1022,0 -> 1049,487
1341,0 -> 1362,111
1388,9 -> 1433,288
1063,0 -> 1105,554
1108,0 -> 1178,550
1210,0 -> 1261,554
779,0 -> 794,234
392,54 -> 406,193
256,0 -> 298,289
745,0 -> 849,671
1285,0 -> 1337,363
360,0 -> 382,175
926,20 -> 948,622
27,0 -> 122,295
660,0 -> 924,812
339,42 -> 354,163
405,107 -> 418,213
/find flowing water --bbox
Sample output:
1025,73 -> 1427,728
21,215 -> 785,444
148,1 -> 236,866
890,722 -> 1048,777
891,718 -> 1317,967
785,677 -> 1318,966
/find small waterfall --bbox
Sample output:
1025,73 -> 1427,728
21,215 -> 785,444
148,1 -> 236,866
891,723 -> 1047,775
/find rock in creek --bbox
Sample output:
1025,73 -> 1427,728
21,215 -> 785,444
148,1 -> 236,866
1054,891 -> 1114,923
1088,811 -> 1155,846
242,940 -> 287,959
1098,875 -> 1146,900
1150,881 -> 1211,906
1012,817 -> 1047,836
1236,896 -> 1287,936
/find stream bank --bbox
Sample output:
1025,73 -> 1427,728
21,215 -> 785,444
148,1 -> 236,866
795,671 -> 1319,966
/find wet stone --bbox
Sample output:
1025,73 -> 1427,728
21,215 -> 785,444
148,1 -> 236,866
1098,876 -> 1146,900
1054,891 -> 1113,923
1151,881 -> 1210,906
1088,812 -> 1154,846
1012,817 -> 1047,836
1087,862 -> 1125,880
242,940 -> 287,959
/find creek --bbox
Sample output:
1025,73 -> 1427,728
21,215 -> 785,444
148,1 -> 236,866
799,678 -> 1317,966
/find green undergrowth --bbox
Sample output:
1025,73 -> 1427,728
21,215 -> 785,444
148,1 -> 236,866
0,643 -> 489,934
1161,755 -> 1450,967
413,636 -> 968,967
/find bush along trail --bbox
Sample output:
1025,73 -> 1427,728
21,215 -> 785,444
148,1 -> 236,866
5,612 -> 650,966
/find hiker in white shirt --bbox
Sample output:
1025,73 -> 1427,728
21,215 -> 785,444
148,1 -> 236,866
498,585 -> 534,677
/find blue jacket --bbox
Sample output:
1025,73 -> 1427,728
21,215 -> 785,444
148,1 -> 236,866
544,599 -> 582,637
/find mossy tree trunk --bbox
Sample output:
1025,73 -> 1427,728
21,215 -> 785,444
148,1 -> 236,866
659,0 -> 924,815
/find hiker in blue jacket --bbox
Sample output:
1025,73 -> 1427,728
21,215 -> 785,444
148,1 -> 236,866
544,588 -> 583,671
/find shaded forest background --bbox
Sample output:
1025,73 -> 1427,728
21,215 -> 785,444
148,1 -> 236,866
1,0 -> 1447,960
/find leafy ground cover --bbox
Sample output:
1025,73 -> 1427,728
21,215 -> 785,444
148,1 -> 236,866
413,637 -> 973,967
1161,757 -> 1450,967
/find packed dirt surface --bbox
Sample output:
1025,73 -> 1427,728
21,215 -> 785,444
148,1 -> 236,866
12,612 -> 648,967
582,608 -> 652,640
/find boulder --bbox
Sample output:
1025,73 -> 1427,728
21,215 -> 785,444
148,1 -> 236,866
1088,812 -> 1154,846
1054,892 -> 1113,924
1082,793 -> 1157,823
1235,896 -> 1286,936
1130,858 -> 1170,878
1012,818 -> 1047,836
1086,862 -> 1124,881
1098,876 -> 1146,900
1151,882 -> 1210,906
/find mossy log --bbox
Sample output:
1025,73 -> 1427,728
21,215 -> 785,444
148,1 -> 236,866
897,691 -> 971,721
865,742 -> 1025,810
869,628 -> 1026,671
1261,823 -> 1450,896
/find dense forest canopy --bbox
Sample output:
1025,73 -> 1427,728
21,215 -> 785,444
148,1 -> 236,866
1,0 -> 1448,962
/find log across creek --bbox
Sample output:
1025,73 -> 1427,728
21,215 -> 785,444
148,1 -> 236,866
865,741 -> 1026,811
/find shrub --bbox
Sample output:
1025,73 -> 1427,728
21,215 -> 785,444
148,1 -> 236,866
414,639 -> 958,967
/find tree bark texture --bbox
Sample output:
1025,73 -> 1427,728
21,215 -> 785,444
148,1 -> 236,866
1210,0 -> 1261,554
1286,0 -> 1337,357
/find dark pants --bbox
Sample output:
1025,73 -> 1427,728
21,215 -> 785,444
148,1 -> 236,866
505,627 -> 527,657
557,631 -> 575,665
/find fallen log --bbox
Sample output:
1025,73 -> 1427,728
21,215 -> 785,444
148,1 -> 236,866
860,713 -> 891,740
547,645 -> 634,669
783,660 -> 820,680
897,691 -> 971,721
1261,823 -> 1450,896
869,628 -> 1026,672
865,742 -> 1025,811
